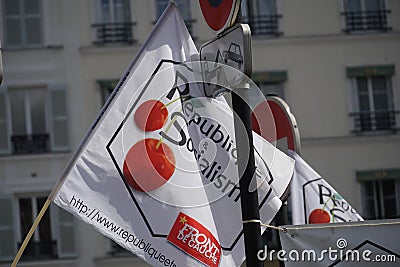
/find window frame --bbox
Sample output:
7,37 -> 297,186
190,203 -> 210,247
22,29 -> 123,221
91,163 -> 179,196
348,65 -> 397,134
92,0 -> 136,45
9,87 -> 49,137
342,0 -> 391,32
0,193 -> 77,261
15,194 -> 58,261
6,86 -> 51,154
16,195 -> 53,245
352,75 -> 393,113
2,0 -> 44,49
94,0 -> 131,24
241,0 -> 282,36
360,177 -> 400,220
0,84 -> 69,156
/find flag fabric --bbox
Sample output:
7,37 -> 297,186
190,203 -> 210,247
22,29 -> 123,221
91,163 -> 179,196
279,219 -> 400,266
53,3 -> 294,267
289,151 -> 363,225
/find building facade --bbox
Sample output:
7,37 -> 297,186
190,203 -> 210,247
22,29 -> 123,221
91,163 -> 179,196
0,0 -> 399,266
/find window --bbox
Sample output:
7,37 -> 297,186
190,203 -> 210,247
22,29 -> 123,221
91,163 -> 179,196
2,0 -> 43,48
241,0 -> 281,36
93,0 -> 135,44
359,170 -> 400,220
250,71 -> 287,104
348,65 -> 397,133
0,195 -> 76,262
18,196 -> 56,260
342,0 -> 391,32
9,88 -> 49,154
0,85 -> 69,155
98,79 -> 118,106
156,0 -> 195,37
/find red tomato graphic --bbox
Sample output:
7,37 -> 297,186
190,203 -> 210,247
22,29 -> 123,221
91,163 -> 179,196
134,100 -> 168,131
123,138 -> 175,192
309,209 -> 331,224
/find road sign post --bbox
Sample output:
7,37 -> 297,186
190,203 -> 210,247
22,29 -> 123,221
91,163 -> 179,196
231,82 -> 264,267
200,1 -> 264,265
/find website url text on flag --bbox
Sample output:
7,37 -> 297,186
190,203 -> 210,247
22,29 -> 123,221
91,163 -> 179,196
69,195 -> 177,266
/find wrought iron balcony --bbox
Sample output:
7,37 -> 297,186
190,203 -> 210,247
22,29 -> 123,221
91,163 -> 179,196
18,240 -> 57,261
342,10 -> 391,32
92,22 -> 136,44
242,14 -> 282,36
350,110 -> 398,134
11,133 -> 50,155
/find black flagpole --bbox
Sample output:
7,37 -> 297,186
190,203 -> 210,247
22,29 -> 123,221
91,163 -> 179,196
232,84 -> 264,267
233,6 -> 263,263
228,3 -> 264,267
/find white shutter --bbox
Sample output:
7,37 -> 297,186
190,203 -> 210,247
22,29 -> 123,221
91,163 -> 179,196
0,195 -> 17,261
54,205 -> 76,258
0,91 -> 10,154
48,85 -> 69,151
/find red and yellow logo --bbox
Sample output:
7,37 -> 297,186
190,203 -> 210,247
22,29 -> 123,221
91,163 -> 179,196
167,212 -> 221,267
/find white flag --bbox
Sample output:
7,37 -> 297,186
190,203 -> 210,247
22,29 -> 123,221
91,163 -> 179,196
279,219 -> 400,266
290,151 -> 363,225
53,3 -> 294,267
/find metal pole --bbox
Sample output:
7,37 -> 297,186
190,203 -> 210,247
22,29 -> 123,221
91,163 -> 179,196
229,4 -> 263,266
0,39 -> 3,85
232,82 -> 263,267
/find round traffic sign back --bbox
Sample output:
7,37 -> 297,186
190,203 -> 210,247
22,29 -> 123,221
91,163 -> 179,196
252,96 -> 300,153
199,0 -> 240,34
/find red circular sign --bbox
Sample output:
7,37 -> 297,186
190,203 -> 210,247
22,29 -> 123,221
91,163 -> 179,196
199,0 -> 240,33
252,96 -> 300,152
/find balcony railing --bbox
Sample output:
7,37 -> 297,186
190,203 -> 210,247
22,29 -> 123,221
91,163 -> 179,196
92,22 -> 136,45
11,133 -> 50,155
18,240 -> 57,261
350,110 -> 398,134
242,14 -> 282,36
342,10 -> 391,32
